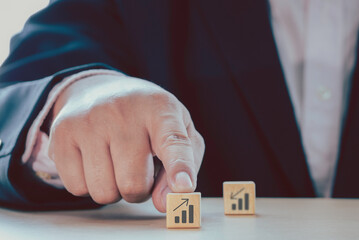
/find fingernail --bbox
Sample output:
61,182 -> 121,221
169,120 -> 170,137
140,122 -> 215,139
173,172 -> 193,192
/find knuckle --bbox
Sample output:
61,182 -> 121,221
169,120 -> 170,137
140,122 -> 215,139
192,133 -> 205,170
167,158 -> 196,173
89,103 -> 111,119
120,181 -> 151,203
66,184 -> 88,197
195,132 -> 205,152
50,117 -> 69,139
161,133 -> 192,149
50,116 -> 79,142
151,90 -> 173,102
150,91 -> 179,111
79,110 -> 95,127
181,106 -> 193,125
91,189 -> 120,205
77,104 -> 110,129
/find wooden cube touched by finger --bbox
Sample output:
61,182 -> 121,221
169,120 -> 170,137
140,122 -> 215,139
223,181 -> 256,215
166,192 -> 201,229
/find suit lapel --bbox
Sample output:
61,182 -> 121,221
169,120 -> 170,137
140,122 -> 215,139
332,33 -> 359,198
196,0 -> 315,195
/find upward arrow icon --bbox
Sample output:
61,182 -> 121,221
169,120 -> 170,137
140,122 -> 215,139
173,198 -> 189,212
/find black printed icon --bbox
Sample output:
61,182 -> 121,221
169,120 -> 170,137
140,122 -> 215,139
173,198 -> 194,224
230,187 -> 250,210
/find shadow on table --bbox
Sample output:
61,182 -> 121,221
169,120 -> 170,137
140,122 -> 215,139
36,202 -> 166,226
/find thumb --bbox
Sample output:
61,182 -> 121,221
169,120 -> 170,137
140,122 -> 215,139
150,118 -> 197,193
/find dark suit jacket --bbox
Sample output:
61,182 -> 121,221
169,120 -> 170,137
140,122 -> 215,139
1,0 -> 359,210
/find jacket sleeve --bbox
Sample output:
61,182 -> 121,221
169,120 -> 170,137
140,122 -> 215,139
0,0 -> 135,210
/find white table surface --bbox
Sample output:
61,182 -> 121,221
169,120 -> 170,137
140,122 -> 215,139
0,198 -> 358,240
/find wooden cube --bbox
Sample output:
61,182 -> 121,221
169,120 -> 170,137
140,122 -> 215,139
166,192 -> 201,229
223,181 -> 255,215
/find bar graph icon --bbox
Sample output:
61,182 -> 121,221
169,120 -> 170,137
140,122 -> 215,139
167,192 -> 201,228
223,181 -> 256,215
173,199 -> 194,224
231,191 -> 250,211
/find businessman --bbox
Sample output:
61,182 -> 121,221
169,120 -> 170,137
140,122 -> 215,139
1,0 -> 359,212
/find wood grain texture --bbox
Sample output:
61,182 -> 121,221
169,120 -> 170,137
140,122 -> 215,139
223,181 -> 256,215
166,192 -> 201,228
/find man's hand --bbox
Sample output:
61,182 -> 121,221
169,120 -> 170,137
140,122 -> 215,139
48,74 -> 205,212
